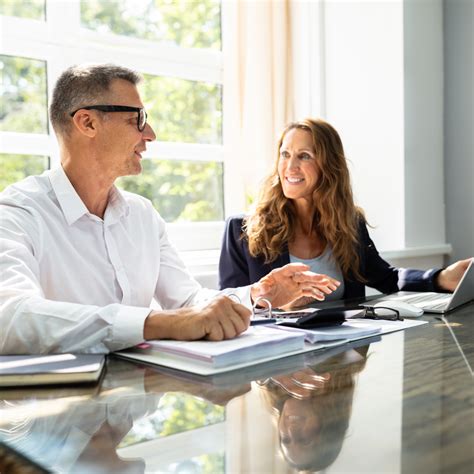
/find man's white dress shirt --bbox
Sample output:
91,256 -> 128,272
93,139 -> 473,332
0,167 -> 249,354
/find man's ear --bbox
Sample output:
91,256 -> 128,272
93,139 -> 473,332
71,110 -> 99,137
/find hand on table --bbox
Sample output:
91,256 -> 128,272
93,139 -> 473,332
144,295 -> 251,342
436,257 -> 473,292
250,263 -> 340,309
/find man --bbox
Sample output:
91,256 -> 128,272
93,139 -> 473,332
0,64 -> 338,354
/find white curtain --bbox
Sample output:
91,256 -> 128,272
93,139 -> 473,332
224,0 -> 295,212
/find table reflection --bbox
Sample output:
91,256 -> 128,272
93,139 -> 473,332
257,346 -> 369,471
0,360 -> 251,473
1,305 -> 472,474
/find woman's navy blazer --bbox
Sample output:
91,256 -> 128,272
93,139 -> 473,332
218,215 -> 441,298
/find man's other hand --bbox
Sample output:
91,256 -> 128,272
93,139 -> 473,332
143,295 -> 251,342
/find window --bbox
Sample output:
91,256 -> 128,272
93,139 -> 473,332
0,0 -> 45,20
0,154 -> 49,192
0,0 -> 232,250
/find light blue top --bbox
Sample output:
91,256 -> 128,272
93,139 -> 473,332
289,246 -> 345,301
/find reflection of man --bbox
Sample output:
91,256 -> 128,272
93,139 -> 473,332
0,63 -> 334,354
0,360 -> 250,473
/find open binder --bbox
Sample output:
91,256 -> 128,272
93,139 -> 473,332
115,318 -> 427,376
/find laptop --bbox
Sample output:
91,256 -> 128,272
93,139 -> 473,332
372,259 -> 474,314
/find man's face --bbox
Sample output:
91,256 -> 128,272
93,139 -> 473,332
96,79 -> 156,179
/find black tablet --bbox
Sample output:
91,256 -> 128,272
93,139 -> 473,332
277,308 -> 364,329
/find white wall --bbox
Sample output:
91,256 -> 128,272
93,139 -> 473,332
324,0 -> 406,251
323,0 -> 447,256
404,0 -> 446,248
444,0 -> 474,264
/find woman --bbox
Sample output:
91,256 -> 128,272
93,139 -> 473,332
219,118 -> 469,304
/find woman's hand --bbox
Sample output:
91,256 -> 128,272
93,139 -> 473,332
250,263 -> 340,309
279,296 -> 318,311
436,258 -> 473,292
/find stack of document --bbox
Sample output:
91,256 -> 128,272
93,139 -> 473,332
116,326 -> 306,375
115,318 -> 428,376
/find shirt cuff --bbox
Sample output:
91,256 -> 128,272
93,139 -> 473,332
110,305 -> 151,351
221,285 -> 252,308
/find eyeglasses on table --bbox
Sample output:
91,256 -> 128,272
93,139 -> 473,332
359,305 -> 403,321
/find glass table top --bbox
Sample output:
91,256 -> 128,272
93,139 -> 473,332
0,304 -> 473,473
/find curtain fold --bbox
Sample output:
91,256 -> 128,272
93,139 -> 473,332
224,0 -> 294,210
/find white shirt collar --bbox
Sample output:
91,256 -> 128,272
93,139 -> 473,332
49,166 -> 130,226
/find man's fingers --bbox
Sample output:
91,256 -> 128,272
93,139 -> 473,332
229,303 -> 251,336
204,299 -> 251,341
206,323 -> 224,341
231,302 -> 252,323
228,310 -> 248,335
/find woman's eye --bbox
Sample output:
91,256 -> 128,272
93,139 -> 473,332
280,152 -> 290,159
300,153 -> 312,160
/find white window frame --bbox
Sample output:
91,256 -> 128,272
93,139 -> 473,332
0,0 -> 239,253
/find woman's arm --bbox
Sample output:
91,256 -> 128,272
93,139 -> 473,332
358,222 -> 441,293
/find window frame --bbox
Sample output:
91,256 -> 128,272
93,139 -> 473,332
0,0 -> 241,253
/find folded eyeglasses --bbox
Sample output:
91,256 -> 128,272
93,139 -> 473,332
360,305 -> 403,321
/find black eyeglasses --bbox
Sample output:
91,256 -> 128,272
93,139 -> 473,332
69,105 -> 148,132
362,305 -> 403,321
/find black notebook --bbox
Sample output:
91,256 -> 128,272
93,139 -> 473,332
0,354 -> 106,387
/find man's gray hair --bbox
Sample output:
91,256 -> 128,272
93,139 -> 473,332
50,63 -> 142,136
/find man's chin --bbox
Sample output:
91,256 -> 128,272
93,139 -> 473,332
125,162 -> 143,176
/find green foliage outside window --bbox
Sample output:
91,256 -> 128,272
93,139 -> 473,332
0,154 -> 49,192
0,55 -> 48,133
81,0 -> 221,50
142,74 -> 222,145
0,0 -> 45,20
117,159 -> 224,222
1,1 -> 224,223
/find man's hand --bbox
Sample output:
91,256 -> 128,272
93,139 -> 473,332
436,258 -> 473,292
143,295 -> 251,342
250,263 -> 340,309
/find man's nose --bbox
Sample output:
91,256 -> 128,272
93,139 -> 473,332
142,122 -> 156,142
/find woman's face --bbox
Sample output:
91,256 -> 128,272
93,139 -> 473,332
278,128 -> 320,202
279,397 -> 321,465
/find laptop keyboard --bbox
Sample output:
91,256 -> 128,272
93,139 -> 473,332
397,293 -> 451,310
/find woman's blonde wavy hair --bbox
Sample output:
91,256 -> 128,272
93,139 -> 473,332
244,118 -> 365,281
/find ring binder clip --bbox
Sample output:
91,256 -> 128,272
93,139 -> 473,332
253,297 -> 272,319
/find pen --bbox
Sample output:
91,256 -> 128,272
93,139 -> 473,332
250,318 -> 277,326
